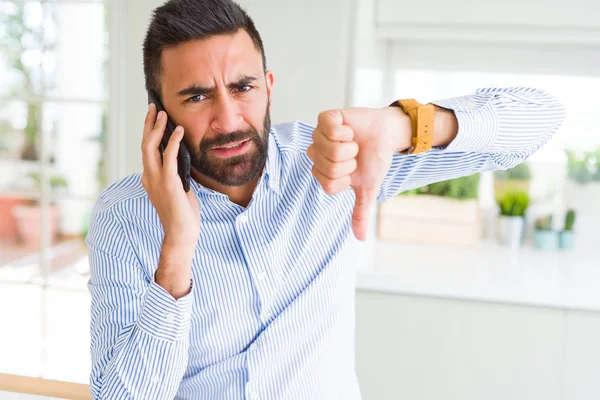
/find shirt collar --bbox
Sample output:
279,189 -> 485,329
264,130 -> 282,195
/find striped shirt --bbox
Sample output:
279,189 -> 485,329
86,87 -> 565,399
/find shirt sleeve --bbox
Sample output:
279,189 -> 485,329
86,199 -> 194,400
377,87 -> 566,202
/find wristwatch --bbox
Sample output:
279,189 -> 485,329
390,99 -> 435,155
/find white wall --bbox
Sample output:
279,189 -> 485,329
376,0 -> 600,45
237,0 -> 354,124
376,0 -> 600,27
356,290 -> 600,400
111,0 -> 354,178
109,0 -> 162,179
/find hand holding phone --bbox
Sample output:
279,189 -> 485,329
141,95 -> 200,299
147,90 -> 191,192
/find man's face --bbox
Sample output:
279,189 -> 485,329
159,30 -> 274,186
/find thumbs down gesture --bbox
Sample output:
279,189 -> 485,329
307,107 -> 411,241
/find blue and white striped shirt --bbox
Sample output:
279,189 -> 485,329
86,87 -> 565,399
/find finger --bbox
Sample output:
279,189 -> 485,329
312,124 -> 354,143
312,134 -> 359,162
142,103 -> 157,145
150,110 -> 167,148
142,110 -> 167,171
312,149 -> 357,180
317,109 -> 344,131
163,126 -> 184,176
312,165 -> 351,195
352,187 -> 376,241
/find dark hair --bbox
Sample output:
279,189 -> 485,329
143,0 -> 266,95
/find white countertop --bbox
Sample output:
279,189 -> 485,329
356,240 -> 600,312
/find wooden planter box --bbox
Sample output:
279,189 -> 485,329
378,195 -> 482,246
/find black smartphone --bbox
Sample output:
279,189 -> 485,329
147,90 -> 191,192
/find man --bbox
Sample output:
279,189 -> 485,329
86,0 -> 565,398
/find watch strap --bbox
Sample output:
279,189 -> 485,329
391,99 -> 435,155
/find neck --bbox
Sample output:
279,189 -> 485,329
191,169 -> 259,208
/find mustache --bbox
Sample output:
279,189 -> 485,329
200,129 -> 260,152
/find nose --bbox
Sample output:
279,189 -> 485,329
210,94 -> 243,133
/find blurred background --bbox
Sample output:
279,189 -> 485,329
0,0 -> 599,399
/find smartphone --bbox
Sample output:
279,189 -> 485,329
147,90 -> 191,192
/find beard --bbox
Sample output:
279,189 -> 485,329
188,103 -> 271,187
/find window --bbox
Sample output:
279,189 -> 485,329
393,68 -> 600,215
393,69 -> 600,156
0,0 -> 107,286
0,0 -> 108,382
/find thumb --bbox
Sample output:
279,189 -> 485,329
352,187 -> 376,241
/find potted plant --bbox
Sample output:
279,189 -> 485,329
494,162 -> 532,201
564,148 -> 600,249
12,172 -> 68,248
378,174 -> 482,246
558,209 -> 577,250
496,190 -> 530,249
565,148 -> 599,184
533,215 -> 556,250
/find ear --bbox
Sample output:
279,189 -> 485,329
265,70 -> 274,109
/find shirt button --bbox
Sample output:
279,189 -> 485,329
165,313 -> 175,322
239,214 -> 249,223
152,374 -> 160,384
249,343 -> 258,352
262,311 -> 272,320
250,392 -> 259,400
257,272 -> 266,281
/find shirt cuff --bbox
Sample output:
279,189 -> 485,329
137,279 -> 194,341
431,93 -> 499,153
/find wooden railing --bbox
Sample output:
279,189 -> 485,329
0,374 -> 91,400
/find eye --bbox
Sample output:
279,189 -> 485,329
237,85 -> 252,93
187,94 -> 206,103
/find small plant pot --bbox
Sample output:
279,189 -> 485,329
0,196 -> 26,241
497,216 -> 525,249
558,231 -> 576,250
533,230 -> 557,250
12,204 -> 60,248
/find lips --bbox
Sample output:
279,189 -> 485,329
211,139 -> 251,158
213,139 -> 249,150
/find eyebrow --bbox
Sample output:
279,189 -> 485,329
176,75 -> 259,97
